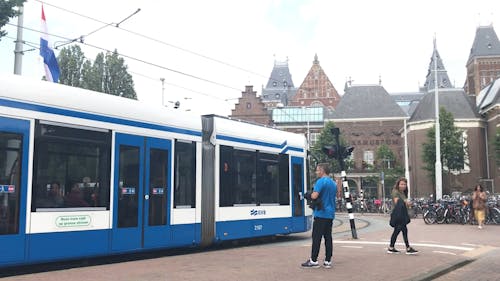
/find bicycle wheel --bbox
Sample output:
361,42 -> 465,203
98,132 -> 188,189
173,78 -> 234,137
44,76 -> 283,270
435,207 -> 446,224
423,210 -> 437,224
489,208 -> 500,224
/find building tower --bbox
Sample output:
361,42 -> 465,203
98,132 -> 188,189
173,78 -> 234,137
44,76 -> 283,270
261,58 -> 297,108
464,24 -> 500,96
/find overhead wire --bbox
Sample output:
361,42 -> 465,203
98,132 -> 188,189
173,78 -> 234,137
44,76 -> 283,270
35,0 -> 281,84
7,21 -> 244,93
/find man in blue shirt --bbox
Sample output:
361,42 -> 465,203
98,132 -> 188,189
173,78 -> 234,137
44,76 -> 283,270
302,163 -> 337,269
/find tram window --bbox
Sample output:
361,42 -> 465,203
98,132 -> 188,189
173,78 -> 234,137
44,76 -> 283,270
32,123 -> 111,211
0,132 -> 22,235
219,146 -> 234,207
219,146 -> 257,206
174,140 -> 196,208
219,146 -> 291,206
256,153 -> 279,204
278,154 -> 290,205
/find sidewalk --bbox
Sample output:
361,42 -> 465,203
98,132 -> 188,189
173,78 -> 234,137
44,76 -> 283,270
0,214 -> 498,281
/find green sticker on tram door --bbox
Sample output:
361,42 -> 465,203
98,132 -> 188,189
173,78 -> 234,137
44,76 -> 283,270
56,215 -> 91,227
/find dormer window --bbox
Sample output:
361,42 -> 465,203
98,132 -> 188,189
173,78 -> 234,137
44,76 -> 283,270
275,93 -> 280,99
283,81 -> 288,87
273,81 -> 277,87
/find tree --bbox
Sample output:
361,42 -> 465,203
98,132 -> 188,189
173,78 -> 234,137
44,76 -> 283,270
58,45 -> 86,87
375,144 -> 403,197
422,107 -> 467,187
0,0 -> 25,41
58,47 -> 137,99
311,121 -> 352,174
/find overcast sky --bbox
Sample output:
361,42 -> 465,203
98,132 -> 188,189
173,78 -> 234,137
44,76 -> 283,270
1,0 -> 499,115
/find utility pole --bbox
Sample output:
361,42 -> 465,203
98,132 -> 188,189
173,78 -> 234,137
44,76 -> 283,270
433,36 -> 443,200
13,6 -> 24,75
160,78 -> 165,106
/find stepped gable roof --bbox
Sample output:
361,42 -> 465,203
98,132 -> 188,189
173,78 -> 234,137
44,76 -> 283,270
331,85 -> 407,119
409,88 -> 481,123
423,48 -> 453,91
467,25 -> 500,64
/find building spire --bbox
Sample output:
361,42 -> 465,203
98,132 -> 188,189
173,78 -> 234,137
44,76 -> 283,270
423,41 -> 452,92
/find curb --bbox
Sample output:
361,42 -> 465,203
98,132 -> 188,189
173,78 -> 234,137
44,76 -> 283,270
404,258 -> 474,281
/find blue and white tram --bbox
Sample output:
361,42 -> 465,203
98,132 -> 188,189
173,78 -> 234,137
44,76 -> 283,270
0,74 -> 311,267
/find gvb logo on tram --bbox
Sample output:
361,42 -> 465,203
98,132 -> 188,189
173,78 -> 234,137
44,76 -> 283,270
250,209 -> 266,216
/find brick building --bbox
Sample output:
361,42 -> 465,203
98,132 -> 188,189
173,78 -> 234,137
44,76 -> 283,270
289,54 -> 341,112
230,86 -> 271,126
464,25 -> 500,96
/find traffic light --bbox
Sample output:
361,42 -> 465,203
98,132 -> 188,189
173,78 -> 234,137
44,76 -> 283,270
322,145 -> 354,160
343,146 -> 354,158
322,145 -> 339,159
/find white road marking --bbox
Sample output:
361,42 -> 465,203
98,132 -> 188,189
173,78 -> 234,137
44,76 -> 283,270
433,251 -> 457,256
341,245 -> 363,249
333,240 -> 474,251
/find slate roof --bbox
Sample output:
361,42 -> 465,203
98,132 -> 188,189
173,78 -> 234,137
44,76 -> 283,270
409,88 -> 481,122
330,85 -> 407,119
261,60 -> 297,105
467,25 -> 500,64
390,92 -> 425,116
423,48 -> 453,91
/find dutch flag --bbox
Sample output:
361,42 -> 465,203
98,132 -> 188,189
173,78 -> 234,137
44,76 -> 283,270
40,5 -> 60,83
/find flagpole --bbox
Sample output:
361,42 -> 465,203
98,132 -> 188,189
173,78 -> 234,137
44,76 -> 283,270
13,6 -> 24,75
434,35 -> 443,200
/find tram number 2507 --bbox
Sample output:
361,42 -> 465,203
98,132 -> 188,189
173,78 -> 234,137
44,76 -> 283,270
254,224 -> 263,231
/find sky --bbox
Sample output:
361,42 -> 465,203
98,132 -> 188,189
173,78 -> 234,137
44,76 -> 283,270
1,0 -> 500,116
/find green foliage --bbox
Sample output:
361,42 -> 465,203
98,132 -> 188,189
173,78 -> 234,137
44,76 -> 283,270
58,47 -> 137,99
422,107 -> 467,183
58,45 -> 86,87
374,143 -> 403,176
311,121 -> 348,173
0,0 -> 25,40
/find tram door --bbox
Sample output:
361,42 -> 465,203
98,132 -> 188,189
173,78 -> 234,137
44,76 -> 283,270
112,133 -> 171,251
0,117 -> 29,263
291,156 -> 305,230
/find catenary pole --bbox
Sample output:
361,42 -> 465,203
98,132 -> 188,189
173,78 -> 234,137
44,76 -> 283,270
434,36 -> 443,200
14,6 -> 24,75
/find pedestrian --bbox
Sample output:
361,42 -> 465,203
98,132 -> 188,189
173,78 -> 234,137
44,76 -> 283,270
387,177 -> 418,255
301,163 -> 337,268
472,184 -> 487,229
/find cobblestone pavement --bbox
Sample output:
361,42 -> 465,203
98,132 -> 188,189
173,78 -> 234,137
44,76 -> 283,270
1,213 -> 498,281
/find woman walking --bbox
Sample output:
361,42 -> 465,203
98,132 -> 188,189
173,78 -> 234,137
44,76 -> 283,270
472,184 -> 487,229
387,177 -> 418,255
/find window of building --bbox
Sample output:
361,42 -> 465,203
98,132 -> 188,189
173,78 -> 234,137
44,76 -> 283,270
246,102 -> 252,109
174,140 -> 196,208
32,122 -> 111,211
363,150 -> 374,166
